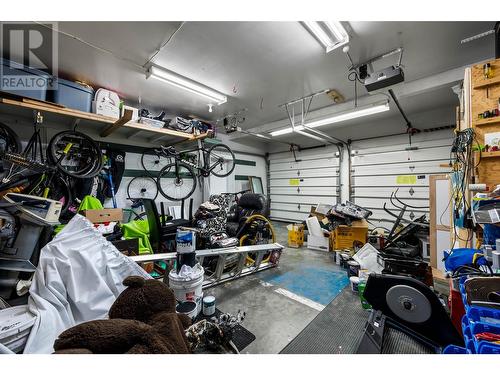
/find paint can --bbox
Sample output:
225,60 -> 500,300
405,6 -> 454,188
349,276 -> 360,294
175,301 -> 198,320
202,295 -> 216,316
176,228 -> 196,254
347,260 -> 360,278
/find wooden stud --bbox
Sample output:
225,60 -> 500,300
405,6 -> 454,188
100,109 -> 133,137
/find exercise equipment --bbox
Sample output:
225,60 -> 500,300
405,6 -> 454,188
357,274 -> 463,353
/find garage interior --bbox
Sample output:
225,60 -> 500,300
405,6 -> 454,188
0,19 -> 499,356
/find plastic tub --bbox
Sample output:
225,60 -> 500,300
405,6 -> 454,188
0,58 -> 51,101
169,264 -> 204,316
0,305 -> 36,353
52,78 -> 94,112
442,345 -> 467,354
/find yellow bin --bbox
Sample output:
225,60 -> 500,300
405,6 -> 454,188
287,224 -> 304,248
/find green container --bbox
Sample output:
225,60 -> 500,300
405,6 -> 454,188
358,282 -> 371,310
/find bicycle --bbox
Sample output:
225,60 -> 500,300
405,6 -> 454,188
154,143 -> 235,201
0,120 -> 103,213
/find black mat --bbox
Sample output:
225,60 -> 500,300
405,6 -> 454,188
280,287 -> 433,354
196,308 -> 256,352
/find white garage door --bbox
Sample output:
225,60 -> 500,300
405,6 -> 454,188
269,146 -> 340,222
351,132 -> 452,228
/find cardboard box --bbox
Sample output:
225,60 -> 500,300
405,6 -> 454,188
331,219 -> 368,250
82,208 -> 123,223
307,234 -> 330,252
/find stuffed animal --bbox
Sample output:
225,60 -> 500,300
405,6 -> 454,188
53,276 -> 192,354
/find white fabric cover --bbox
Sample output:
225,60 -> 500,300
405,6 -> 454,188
352,243 -> 384,274
23,214 -> 151,354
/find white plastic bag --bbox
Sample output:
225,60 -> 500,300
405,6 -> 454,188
23,214 -> 151,354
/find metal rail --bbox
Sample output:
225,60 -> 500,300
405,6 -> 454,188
130,243 -> 285,289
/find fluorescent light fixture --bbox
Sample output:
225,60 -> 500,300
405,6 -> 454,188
147,65 -> 227,105
302,21 -> 349,53
270,102 -> 390,137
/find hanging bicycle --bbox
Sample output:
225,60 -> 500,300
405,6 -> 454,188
0,121 -> 103,213
153,143 -> 235,201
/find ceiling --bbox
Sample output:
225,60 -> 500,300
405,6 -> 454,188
3,21 -> 496,138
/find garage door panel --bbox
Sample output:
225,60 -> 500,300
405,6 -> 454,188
352,146 -> 450,166
270,167 -> 338,179
353,197 -> 429,211
271,194 -> 335,205
352,186 -> 430,200
271,202 -> 314,214
353,161 -> 448,176
270,210 -> 309,222
351,132 -> 451,228
270,147 -> 339,221
368,208 -> 429,225
270,158 -> 339,172
270,186 -> 338,195
270,177 -> 338,187
353,175 -> 430,187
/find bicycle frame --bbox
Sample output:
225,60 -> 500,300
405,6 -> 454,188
162,146 -> 225,176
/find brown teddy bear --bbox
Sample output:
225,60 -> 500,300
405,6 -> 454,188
53,276 -> 192,354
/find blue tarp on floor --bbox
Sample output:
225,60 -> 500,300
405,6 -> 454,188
261,264 -> 349,306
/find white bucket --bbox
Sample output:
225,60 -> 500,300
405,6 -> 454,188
349,276 -> 360,294
169,264 -> 204,316
0,305 -> 36,353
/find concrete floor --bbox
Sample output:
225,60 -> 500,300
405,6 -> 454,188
208,221 -> 348,354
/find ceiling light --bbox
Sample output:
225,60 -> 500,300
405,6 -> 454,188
302,21 -> 349,53
147,65 -> 227,105
270,102 -> 390,137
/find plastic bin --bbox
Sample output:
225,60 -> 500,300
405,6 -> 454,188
0,58 -> 50,101
287,224 -> 304,248
52,78 -> 94,112
443,345 -> 467,354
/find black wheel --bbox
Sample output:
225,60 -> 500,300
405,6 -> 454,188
157,162 -> 197,201
0,122 -> 21,154
141,150 -> 172,177
26,174 -> 73,214
126,176 -> 158,200
47,131 -> 103,179
208,144 -> 235,178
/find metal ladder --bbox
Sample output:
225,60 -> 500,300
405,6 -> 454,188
130,243 -> 284,289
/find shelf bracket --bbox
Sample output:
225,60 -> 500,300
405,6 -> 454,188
100,109 -> 133,138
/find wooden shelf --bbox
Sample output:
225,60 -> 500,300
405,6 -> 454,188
0,97 -> 209,142
476,151 -> 500,158
474,117 -> 500,127
473,75 -> 500,90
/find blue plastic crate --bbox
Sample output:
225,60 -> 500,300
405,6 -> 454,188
467,306 -> 500,328
478,342 -> 500,354
443,345 -> 467,354
0,58 -> 51,101
51,78 -> 94,112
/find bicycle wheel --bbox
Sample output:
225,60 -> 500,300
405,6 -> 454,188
126,176 -> 158,200
208,144 -> 235,178
157,162 -> 197,201
141,150 -> 172,177
47,131 -> 103,179
0,122 -> 21,154
26,173 -> 73,214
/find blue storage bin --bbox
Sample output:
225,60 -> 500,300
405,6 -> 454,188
0,58 -> 50,101
478,342 -> 500,354
443,345 -> 467,354
52,79 -> 94,112
467,306 -> 500,329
